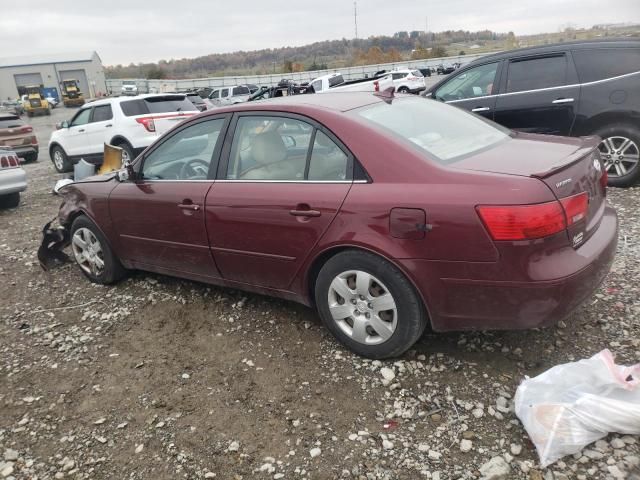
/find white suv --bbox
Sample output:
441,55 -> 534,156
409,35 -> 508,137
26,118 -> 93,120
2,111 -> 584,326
208,85 -> 251,106
48,94 -> 199,173
386,69 -> 427,94
121,81 -> 138,96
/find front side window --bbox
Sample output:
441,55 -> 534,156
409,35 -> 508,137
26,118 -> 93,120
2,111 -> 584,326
91,105 -> 113,122
142,118 -> 225,180
220,89 -> 229,98
226,116 -> 351,181
506,55 -> 567,93
211,90 -> 220,99
311,80 -> 322,92
572,47 -> 640,83
71,108 -> 92,126
435,62 -> 499,101
355,97 -> 510,163
392,73 -> 408,80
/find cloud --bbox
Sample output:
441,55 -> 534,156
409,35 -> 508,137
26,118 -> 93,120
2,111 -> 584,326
1,0 -> 637,65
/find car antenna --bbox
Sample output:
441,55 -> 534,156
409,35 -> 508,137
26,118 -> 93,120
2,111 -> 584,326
373,86 -> 395,104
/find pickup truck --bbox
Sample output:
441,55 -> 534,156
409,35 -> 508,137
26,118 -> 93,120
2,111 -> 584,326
310,72 -> 393,94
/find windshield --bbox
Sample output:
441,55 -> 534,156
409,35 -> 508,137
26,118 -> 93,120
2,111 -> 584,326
0,116 -> 23,128
187,94 -> 205,104
123,81 -> 136,86
355,97 -> 510,163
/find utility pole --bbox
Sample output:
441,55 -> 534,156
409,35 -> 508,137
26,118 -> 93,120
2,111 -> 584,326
354,1 -> 358,40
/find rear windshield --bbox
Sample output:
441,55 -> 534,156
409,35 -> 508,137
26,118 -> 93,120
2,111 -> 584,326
120,96 -> 195,116
0,116 -> 23,128
187,94 -> 205,104
354,97 -> 510,163
232,86 -> 250,96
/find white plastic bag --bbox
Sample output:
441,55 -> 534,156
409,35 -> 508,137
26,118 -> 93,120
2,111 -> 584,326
514,349 -> 640,467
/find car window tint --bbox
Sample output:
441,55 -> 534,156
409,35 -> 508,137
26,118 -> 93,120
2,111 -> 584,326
506,55 -> 567,93
120,99 -> 148,116
91,105 -> 113,122
308,131 -> 350,181
232,86 -> 250,96
572,48 -> 640,83
144,96 -> 194,113
435,62 -> 499,101
221,89 -> 229,98
227,116 -> 313,181
211,90 -> 220,99
311,80 -> 322,92
328,75 -> 344,87
71,108 -> 92,126
142,118 -> 225,181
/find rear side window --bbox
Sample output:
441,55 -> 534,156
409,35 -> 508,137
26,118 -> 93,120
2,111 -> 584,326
91,105 -> 113,122
211,90 -> 220,99
411,70 -> 423,77
328,75 -> 344,87
232,86 -> 250,96
145,96 -> 194,114
0,116 -> 23,128
572,48 -> 640,83
392,73 -> 408,80
506,55 -> 567,93
120,99 -> 148,116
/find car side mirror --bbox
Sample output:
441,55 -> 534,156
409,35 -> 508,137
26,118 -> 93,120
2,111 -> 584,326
56,120 -> 69,130
116,161 -> 136,182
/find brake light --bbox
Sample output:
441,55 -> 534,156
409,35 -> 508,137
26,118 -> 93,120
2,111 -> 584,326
374,81 -> 380,92
31,136 -> 38,145
20,126 -> 33,133
560,192 -> 588,226
476,201 -> 566,241
136,117 -> 156,132
8,155 -> 18,167
0,156 -> 7,168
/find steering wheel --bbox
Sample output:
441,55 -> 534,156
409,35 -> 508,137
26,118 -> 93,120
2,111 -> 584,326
179,158 -> 210,180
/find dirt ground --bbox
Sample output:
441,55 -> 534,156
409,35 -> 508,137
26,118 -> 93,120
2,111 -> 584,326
1,107 -> 639,480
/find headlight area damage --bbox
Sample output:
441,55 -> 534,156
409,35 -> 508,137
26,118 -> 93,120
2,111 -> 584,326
38,216 -> 71,270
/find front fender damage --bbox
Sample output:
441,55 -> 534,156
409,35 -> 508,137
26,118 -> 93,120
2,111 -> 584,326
38,217 -> 71,271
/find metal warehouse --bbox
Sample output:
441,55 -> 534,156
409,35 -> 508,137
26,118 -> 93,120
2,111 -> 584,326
0,51 -> 107,102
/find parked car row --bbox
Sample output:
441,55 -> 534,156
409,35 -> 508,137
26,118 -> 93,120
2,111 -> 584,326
0,148 -> 27,208
0,113 -> 38,162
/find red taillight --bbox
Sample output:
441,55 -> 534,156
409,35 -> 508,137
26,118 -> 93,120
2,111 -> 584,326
135,117 -> 156,132
0,156 -> 7,168
31,136 -> 38,145
560,192 -> 588,226
476,201 -> 566,241
8,155 -> 18,167
374,81 -> 379,92
20,126 -> 33,134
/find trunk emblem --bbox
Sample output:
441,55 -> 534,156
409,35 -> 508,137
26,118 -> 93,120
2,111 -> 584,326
573,232 -> 584,247
556,178 -> 572,189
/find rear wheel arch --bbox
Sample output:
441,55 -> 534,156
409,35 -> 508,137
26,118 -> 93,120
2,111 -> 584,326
306,245 -> 432,325
574,111 -> 640,137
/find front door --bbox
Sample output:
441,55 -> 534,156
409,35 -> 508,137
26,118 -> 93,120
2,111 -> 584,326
206,114 -> 353,290
432,61 -> 501,120
109,116 -> 228,279
64,107 -> 92,157
493,53 -> 580,135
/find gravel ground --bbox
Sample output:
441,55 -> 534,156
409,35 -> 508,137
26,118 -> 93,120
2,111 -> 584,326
1,109 -> 639,480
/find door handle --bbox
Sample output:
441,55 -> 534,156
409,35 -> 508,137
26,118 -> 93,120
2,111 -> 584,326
78,128 -> 85,132
290,209 -> 321,217
471,107 -> 490,112
105,124 -> 112,128
552,98 -> 574,104
178,203 -> 200,211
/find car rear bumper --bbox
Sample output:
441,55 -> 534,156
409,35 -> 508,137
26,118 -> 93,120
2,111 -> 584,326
12,145 -> 38,159
0,168 -> 27,195
399,205 -> 618,331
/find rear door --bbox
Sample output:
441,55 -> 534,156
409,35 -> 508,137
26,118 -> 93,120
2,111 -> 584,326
206,113 -> 353,289
493,53 -> 580,135
109,115 -> 229,279
84,104 -> 114,155
432,61 -> 501,120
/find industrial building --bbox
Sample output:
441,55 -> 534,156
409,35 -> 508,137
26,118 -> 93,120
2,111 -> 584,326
0,51 -> 107,101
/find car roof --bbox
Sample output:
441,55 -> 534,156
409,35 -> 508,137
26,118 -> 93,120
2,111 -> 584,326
86,93 -> 188,107
471,38 -> 640,64
207,91 -> 388,115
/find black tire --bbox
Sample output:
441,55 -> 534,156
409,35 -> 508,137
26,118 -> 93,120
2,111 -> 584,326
70,215 -> 126,284
594,124 -> 640,188
397,87 -> 409,94
0,192 -> 20,208
51,145 -> 72,173
114,141 -> 134,164
314,250 -> 427,359
24,152 -> 38,163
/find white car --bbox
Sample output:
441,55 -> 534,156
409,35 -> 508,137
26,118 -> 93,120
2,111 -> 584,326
0,147 -> 27,208
208,85 -> 251,106
48,94 -> 199,173
121,81 -> 138,96
385,69 -> 427,94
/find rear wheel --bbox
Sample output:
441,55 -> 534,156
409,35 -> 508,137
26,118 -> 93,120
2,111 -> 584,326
595,124 -> 640,188
315,250 -> 427,359
397,86 -> 409,93
0,192 -> 20,208
51,146 -> 72,173
70,215 -> 125,284
114,141 -> 134,164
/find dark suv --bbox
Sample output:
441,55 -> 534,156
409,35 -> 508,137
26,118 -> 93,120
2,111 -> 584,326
425,40 -> 640,187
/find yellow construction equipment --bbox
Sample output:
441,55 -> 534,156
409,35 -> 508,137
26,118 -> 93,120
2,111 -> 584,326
23,85 -> 51,117
60,79 -> 85,107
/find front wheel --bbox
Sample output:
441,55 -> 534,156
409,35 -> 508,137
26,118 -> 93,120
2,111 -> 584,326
595,124 -> 640,188
51,146 -> 72,173
315,250 -> 427,359
70,215 -> 125,284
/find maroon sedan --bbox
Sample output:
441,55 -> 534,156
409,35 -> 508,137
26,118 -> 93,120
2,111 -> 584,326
55,92 -> 617,358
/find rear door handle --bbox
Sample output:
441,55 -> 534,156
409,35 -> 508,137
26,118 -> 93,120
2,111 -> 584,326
471,107 -> 490,112
552,98 -> 574,104
178,203 -> 200,211
290,209 -> 321,217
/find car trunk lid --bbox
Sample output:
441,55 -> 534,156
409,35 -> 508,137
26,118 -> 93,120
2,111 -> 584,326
456,132 -> 607,247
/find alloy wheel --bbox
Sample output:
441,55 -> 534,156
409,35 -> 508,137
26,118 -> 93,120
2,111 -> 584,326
53,150 -> 64,171
72,228 -> 105,276
598,136 -> 639,178
121,148 -> 131,163
327,270 -> 397,345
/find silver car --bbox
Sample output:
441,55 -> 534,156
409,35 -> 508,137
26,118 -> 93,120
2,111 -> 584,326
0,147 -> 27,208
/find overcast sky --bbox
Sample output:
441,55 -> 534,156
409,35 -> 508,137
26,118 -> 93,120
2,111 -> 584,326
2,0 -> 638,65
